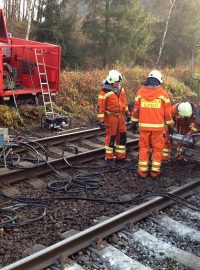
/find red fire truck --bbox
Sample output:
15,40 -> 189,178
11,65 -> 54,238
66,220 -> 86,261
0,9 -> 61,104
0,10 -> 69,129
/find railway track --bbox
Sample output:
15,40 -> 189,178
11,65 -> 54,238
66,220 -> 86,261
0,127 -> 138,183
1,180 -> 199,270
1,127 -> 200,270
71,189 -> 200,270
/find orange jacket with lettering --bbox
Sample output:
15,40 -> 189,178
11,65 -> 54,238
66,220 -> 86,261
131,85 -> 173,131
97,83 -> 129,123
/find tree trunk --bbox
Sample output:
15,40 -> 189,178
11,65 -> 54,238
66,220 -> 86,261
103,0 -> 109,67
156,0 -> 176,66
25,0 -> 34,40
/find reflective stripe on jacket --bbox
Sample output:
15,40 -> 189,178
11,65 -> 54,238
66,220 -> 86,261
131,85 -> 173,131
97,86 -> 128,123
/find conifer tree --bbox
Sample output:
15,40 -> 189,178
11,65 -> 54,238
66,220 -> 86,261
33,0 -> 83,67
83,0 -> 152,67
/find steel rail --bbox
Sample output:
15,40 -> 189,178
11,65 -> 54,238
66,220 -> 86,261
2,179 -> 199,270
8,128 -> 104,151
0,139 -> 139,183
17,124 -> 131,146
7,125 -> 132,152
5,127 -> 108,155
33,127 -> 104,145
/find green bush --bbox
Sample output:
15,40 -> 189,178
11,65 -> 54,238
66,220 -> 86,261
184,75 -> 200,94
164,76 -> 197,103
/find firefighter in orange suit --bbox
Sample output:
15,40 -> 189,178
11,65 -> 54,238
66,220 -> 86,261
97,70 -> 130,165
131,70 -> 174,178
162,101 -> 200,162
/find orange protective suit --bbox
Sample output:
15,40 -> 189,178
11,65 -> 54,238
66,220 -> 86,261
162,125 -> 171,161
162,102 -> 200,160
131,85 -> 173,177
97,82 -> 129,160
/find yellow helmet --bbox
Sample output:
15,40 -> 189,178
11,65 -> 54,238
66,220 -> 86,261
177,102 -> 193,118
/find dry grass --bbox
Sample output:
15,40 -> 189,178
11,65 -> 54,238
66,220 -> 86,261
0,65 -> 197,129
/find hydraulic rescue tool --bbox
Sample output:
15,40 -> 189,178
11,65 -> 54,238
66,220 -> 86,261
170,133 -> 200,162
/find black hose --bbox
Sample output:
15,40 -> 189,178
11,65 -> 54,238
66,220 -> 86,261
1,190 -> 199,210
1,137 -> 199,228
0,136 -> 48,170
0,208 -> 19,227
0,203 -> 46,228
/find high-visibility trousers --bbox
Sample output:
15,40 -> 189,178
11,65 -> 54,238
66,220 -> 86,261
138,130 -> 164,174
105,114 -> 127,160
162,128 -> 171,161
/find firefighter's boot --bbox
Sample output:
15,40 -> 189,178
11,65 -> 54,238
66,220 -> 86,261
150,171 -> 161,178
138,171 -> 148,178
105,159 -> 115,166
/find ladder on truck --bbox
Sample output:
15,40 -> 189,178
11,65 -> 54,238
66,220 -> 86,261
34,48 -> 54,117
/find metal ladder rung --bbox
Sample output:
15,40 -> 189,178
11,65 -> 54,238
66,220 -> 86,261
35,48 -> 54,115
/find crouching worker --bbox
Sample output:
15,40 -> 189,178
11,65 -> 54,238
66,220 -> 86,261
97,70 -> 130,165
131,70 -> 174,178
162,101 -> 200,163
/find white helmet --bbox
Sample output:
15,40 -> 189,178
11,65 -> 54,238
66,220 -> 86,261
148,70 -> 163,84
106,70 -> 122,84
177,102 -> 193,118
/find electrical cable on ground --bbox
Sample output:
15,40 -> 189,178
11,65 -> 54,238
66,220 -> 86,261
0,183 -> 199,228
0,137 -> 199,228
0,135 -> 48,169
0,203 -> 46,228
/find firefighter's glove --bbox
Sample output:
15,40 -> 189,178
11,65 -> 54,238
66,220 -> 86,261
125,113 -> 131,123
132,123 -> 138,134
168,125 -> 176,135
99,122 -> 106,130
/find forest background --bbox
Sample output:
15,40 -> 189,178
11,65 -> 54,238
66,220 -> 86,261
1,0 -> 200,128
